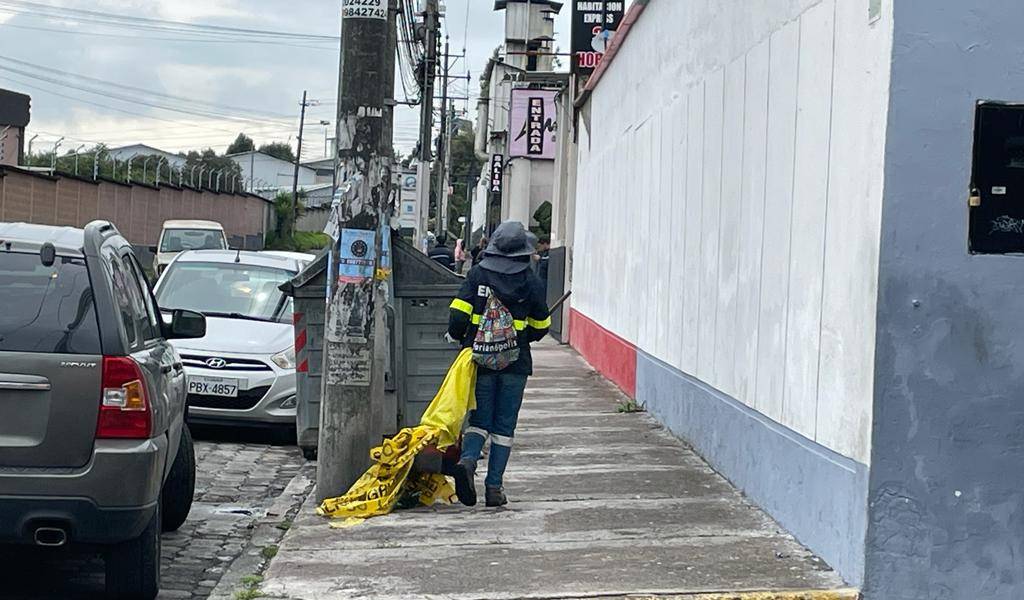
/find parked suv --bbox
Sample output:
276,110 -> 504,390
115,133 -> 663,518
0,221 -> 206,599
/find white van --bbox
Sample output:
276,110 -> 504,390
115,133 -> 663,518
153,220 -> 228,276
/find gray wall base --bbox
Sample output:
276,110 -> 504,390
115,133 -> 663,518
636,351 -> 868,587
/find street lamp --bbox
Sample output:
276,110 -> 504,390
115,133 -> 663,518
73,144 -> 85,176
320,120 -> 331,155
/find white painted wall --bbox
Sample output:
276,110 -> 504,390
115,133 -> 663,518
572,0 -> 893,464
231,152 -> 317,191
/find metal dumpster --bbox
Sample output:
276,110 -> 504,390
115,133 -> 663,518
281,236 -> 463,458
279,250 -> 328,460
392,237 -> 463,428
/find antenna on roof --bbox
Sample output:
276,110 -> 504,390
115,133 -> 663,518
234,247 -> 242,264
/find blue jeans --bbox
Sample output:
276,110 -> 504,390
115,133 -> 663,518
460,372 -> 528,489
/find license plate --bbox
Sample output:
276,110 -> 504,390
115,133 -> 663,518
187,376 -> 239,397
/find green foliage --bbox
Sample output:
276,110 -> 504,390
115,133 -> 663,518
234,575 -> 264,600
183,149 -> 244,191
24,145 -> 187,187
266,231 -> 330,253
433,125 -> 482,236
227,133 -> 256,155
260,545 -> 279,560
259,142 -> 296,163
616,398 -> 646,414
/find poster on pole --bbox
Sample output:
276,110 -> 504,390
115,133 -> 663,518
338,228 -> 377,283
571,0 -> 626,76
509,89 -> 558,160
342,0 -> 386,20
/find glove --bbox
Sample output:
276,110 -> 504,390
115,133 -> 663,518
443,333 -> 459,345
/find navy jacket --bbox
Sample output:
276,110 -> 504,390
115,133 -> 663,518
448,265 -> 551,375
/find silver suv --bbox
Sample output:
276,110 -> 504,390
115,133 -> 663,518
0,221 -> 206,599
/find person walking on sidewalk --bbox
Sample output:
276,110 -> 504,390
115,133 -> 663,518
447,221 -> 551,507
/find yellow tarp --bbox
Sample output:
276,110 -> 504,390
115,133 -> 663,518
317,348 -> 477,525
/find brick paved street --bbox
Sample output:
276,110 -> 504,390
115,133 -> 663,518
0,429 -> 311,599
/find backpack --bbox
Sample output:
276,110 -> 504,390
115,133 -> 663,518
472,290 -> 520,370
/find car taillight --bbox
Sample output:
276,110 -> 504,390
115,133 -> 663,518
97,356 -> 151,439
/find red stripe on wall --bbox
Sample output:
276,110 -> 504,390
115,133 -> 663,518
569,309 -> 637,398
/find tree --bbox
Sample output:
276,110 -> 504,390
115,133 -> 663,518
259,142 -> 296,163
226,133 -> 255,155
183,149 -> 243,191
444,126 -> 483,236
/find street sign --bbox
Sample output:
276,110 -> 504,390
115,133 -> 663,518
571,0 -> 626,76
342,0 -> 387,20
490,154 -> 504,196
509,89 -> 558,160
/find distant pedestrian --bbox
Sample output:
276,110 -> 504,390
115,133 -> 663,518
454,238 -> 467,273
533,235 -> 551,295
470,236 -> 488,266
448,221 -> 551,508
428,234 -> 456,271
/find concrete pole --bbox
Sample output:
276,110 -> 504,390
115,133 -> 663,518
319,0 -> 396,502
291,91 -> 309,238
435,37 -> 450,236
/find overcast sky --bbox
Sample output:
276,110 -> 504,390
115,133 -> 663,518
0,0 -> 573,157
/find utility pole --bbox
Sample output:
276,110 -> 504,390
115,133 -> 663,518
291,90 -> 310,238
416,0 -> 439,248
319,0 -> 397,502
435,37 -> 450,237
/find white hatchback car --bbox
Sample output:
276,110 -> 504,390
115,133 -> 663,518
154,250 -> 311,430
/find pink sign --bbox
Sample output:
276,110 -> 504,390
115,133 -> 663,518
509,88 -> 558,160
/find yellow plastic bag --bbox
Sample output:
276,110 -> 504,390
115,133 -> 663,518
317,348 -> 477,522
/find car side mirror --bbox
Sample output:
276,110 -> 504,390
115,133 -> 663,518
148,245 -> 158,253
164,309 -> 206,340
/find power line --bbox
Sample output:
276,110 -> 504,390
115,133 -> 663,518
0,62 -> 293,127
0,55 -> 296,121
0,17 -> 339,50
0,0 -> 339,42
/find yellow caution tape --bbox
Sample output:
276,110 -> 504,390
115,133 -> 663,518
318,349 -> 477,523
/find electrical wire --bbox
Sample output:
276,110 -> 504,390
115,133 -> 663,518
0,17 -> 338,50
0,55 -> 296,121
0,0 -> 339,42
0,63 -> 293,128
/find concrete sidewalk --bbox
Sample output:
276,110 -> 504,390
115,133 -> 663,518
260,342 -> 854,600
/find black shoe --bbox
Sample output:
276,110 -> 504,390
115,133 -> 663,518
453,459 -> 477,506
485,486 -> 508,508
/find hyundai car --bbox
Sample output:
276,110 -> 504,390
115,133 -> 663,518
154,250 -> 307,431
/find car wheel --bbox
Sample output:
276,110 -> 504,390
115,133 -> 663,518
105,502 -> 161,600
161,424 -> 196,532
301,446 -> 318,461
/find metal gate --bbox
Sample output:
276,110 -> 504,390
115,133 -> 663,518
546,246 -> 568,342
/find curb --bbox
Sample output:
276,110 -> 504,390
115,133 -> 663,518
627,590 -> 860,600
208,463 -> 316,600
